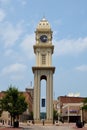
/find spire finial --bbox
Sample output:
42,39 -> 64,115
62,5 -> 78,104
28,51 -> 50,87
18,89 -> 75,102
42,13 -> 46,21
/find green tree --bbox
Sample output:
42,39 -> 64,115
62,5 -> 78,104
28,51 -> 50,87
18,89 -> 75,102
0,99 -> 3,117
81,98 -> 87,122
82,97 -> 87,110
1,85 -> 28,127
53,109 -> 58,120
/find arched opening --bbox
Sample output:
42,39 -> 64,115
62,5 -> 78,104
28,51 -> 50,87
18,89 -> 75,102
40,75 -> 47,120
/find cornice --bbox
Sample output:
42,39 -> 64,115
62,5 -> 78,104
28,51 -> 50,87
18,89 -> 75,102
33,45 -> 54,53
32,66 -> 55,73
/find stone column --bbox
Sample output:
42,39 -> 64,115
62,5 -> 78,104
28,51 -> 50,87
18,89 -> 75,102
46,73 -> 50,120
33,71 -> 38,119
37,73 -> 40,120
46,71 -> 53,122
33,70 -> 40,121
49,71 -> 53,120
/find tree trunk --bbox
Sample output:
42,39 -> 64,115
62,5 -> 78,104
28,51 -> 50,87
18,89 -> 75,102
11,115 -> 12,126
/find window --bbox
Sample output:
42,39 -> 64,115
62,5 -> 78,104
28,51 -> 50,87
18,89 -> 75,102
42,54 -> 46,65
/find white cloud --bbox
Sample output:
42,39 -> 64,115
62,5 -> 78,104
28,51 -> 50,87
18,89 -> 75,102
1,63 -> 27,75
75,65 -> 87,72
67,92 -> 80,97
21,0 -> 27,6
10,75 -> 24,80
0,0 -> 11,4
0,22 -> 23,48
4,49 -> 14,56
0,9 -> 6,22
18,0 -> 27,6
20,34 -> 35,59
54,37 -> 87,56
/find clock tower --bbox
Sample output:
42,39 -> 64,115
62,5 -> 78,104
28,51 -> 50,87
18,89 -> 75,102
32,18 -> 55,124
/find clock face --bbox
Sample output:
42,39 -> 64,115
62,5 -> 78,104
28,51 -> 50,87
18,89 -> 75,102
40,35 -> 48,43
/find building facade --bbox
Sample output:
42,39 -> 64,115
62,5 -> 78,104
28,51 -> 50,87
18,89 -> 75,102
57,96 -> 87,122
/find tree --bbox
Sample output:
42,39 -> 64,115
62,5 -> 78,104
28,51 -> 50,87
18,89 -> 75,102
53,109 -> 58,120
81,98 -> 87,122
0,99 -> 3,117
82,98 -> 87,110
1,85 -> 28,127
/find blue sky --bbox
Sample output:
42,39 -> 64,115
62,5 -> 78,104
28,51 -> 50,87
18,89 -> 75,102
0,0 -> 87,99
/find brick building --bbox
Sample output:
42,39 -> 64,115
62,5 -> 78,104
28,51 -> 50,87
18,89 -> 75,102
19,90 -> 33,122
57,96 -> 87,122
0,89 -> 33,124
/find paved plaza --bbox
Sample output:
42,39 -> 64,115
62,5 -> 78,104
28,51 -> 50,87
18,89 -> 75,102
22,124 -> 74,130
0,123 -> 87,130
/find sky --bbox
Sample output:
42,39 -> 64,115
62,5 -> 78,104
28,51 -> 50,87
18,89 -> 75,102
0,0 -> 87,99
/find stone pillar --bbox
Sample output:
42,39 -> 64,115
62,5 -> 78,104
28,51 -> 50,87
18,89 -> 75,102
49,72 -> 53,120
33,70 -> 40,121
33,71 -> 37,120
37,74 -> 40,119
46,74 -> 50,120
46,71 -> 53,123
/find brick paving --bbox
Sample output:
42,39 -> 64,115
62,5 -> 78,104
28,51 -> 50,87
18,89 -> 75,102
71,123 -> 87,130
73,126 -> 87,130
73,127 -> 87,130
0,123 -> 87,130
0,127 -> 22,130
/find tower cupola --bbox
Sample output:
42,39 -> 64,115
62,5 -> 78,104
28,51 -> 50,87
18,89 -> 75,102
36,18 -> 51,31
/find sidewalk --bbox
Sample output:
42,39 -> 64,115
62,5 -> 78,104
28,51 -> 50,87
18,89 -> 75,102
55,123 -> 87,130
0,127 -> 22,130
0,125 -> 22,130
0,123 -> 87,130
73,126 -> 87,130
72,123 -> 87,130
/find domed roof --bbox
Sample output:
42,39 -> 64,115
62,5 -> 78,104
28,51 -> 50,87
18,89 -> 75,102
36,18 -> 51,31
